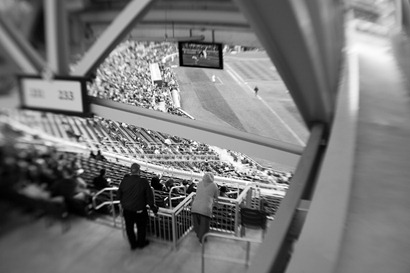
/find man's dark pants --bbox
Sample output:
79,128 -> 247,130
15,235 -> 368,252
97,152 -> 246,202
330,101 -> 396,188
123,209 -> 148,248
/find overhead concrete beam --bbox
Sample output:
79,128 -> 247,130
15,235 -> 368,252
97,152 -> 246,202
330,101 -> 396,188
0,17 -> 47,74
88,23 -> 260,47
45,0 -> 70,75
71,0 -> 157,77
78,9 -> 249,29
234,0 -> 344,129
89,97 -> 303,169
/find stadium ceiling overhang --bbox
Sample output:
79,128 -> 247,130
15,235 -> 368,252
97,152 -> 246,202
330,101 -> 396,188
70,0 -> 343,130
0,0 -> 346,166
72,0 -> 260,47
1,0 -> 344,129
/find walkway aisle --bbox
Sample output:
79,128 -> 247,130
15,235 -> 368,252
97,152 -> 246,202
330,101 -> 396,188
0,201 -> 260,273
335,33 -> 410,273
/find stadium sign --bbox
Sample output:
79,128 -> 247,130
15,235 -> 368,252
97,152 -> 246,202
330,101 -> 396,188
18,75 -> 90,116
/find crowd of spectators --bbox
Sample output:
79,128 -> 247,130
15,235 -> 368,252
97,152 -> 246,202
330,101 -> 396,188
87,41 -> 187,117
169,135 -> 219,156
0,120 -> 286,232
1,108 -> 292,187
0,130 -> 92,216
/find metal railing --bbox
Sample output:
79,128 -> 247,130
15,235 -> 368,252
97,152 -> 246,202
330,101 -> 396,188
171,192 -> 195,248
211,197 -> 238,235
210,183 -> 285,236
93,183 -> 284,249
147,192 -> 195,249
168,185 -> 186,209
210,184 -> 276,236
140,153 -> 220,162
91,186 -> 120,227
248,183 -> 286,219
146,209 -> 174,244
201,232 -> 262,273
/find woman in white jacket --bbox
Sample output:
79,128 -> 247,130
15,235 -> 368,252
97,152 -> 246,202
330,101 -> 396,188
191,172 -> 219,243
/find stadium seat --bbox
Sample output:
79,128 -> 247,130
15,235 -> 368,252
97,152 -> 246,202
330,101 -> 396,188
239,207 -> 268,239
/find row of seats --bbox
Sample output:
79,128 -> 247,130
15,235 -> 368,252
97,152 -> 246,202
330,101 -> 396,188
0,107 -> 294,191
3,108 -> 287,183
0,122 -> 278,239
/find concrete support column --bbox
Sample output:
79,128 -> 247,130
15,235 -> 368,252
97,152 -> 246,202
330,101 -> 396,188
44,0 -> 70,75
71,0 -> 156,77
0,17 -> 47,74
395,0 -> 403,32
234,0 -> 345,130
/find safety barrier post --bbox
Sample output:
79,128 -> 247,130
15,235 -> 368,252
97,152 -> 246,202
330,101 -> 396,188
245,241 -> 251,266
246,187 -> 253,208
171,213 -> 177,249
234,202 -> 240,236
110,190 -> 117,227
201,233 -> 262,273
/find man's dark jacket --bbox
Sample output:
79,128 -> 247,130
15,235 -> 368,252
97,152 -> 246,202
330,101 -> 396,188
117,174 -> 156,212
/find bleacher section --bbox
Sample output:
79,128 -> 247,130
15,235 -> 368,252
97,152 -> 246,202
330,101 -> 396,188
0,121 -> 285,248
0,108 -> 291,186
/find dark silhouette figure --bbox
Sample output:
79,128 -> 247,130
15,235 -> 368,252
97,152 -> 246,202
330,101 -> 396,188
117,163 -> 158,250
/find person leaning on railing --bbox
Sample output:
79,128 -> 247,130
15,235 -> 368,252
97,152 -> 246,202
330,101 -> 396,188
191,172 -> 219,244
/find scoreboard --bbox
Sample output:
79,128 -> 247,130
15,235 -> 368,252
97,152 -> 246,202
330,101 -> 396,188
178,41 -> 223,70
18,75 -> 89,116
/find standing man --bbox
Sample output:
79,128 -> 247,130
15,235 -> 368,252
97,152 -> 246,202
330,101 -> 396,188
254,86 -> 259,96
118,163 -> 158,250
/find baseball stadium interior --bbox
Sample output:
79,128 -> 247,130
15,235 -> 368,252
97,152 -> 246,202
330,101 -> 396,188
0,0 -> 409,273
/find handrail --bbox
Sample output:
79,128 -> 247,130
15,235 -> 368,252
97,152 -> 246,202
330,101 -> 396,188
236,184 -> 252,203
92,186 -> 119,208
172,192 -> 195,213
168,185 -> 187,209
141,153 -> 221,161
217,196 -> 236,203
201,232 -> 262,273
230,184 -> 252,235
118,192 -> 194,249
171,192 -> 196,248
92,186 -> 120,226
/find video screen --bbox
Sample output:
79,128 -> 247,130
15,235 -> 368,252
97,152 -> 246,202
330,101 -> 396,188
178,41 -> 223,69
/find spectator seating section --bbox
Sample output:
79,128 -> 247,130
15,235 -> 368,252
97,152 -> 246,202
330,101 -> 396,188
1,108 -> 293,186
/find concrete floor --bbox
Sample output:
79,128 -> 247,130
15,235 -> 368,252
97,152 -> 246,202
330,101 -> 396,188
334,33 -> 410,273
0,201 -> 262,273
